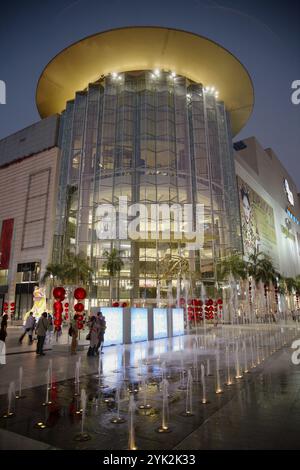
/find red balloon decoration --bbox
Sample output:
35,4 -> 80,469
74,302 -> 84,313
74,287 -> 87,300
53,287 -> 66,301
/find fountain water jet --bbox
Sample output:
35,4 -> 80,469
2,381 -> 16,418
201,364 -> 209,404
42,368 -> 52,406
16,366 -> 25,399
156,379 -> 171,433
225,345 -> 233,386
128,394 -> 138,449
138,377 -> 152,411
182,369 -> 194,416
215,349 -> 223,394
74,389 -> 91,441
235,342 -> 243,379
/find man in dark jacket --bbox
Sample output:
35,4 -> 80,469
36,312 -> 49,356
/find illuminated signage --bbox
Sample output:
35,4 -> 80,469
153,308 -> 168,339
284,179 -> 295,206
172,308 -> 185,336
131,308 -> 148,342
286,207 -> 300,225
100,307 -> 123,346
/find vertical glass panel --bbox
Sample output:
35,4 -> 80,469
101,307 -> 123,345
172,308 -> 184,336
131,307 -> 148,342
153,308 -> 168,339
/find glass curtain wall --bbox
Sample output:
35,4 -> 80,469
53,71 -> 242,304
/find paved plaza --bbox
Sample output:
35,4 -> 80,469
0,324 -> 300,450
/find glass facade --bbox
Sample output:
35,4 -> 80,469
53,70 -> 242,304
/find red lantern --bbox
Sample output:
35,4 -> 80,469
112,301 -> 119,307
53,301 -> 63,314
208,298 -> 213,306
74,287 -> 87,300
199,299 -> 203,306
121,302 -> 128,308
64,303 -> 69,308
10,302 -> 15,316
53,287 -> 66,301
74,302 -> 84,313
3,302 -> 8,312
78,323 -> 84,330
217,298 -> 223,305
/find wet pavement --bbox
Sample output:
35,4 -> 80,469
0,325 -> 300,450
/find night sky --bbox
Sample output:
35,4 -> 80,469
0,0 -> 299,185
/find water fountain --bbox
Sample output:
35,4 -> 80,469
74,389 -> 91,441
201,363 -> 209,404
156,379 -> 171,433
215,349 -> 223,394
96,353 -> 108,389
138,377 -> 152,411
110,385 -> 126,423
193,342 -> 200,382
42,368 -> 52,406
178,356 -> 186,390
242,340 -> 249,374
48,359 -> 55,390
206,358 -> 212,376
225,345 -> 233,386
181,369 -> 194,416
15,366 -> 25,399
2,381 -> 16,418
250,335 -> 256,368
74,360 -> 80,396
235,341 -> 243,379
128,394 -> 138,449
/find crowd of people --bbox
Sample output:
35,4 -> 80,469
0,310 -> 106,364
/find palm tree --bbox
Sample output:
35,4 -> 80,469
42,252 -> 94,314
217,253 -> 248,282
102,248 -> 124,304
43,252 -> 93,286
248,252 -> 276,319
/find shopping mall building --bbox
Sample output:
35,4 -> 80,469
0,27 -> 300,319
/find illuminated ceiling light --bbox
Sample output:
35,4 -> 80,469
154,69 -> 160,77
171,71 -> 176,78
111,72 -> 118,79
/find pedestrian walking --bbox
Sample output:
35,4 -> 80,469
36,312 -> 49,356
19,311 -> 35,344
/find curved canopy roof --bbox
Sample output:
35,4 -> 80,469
36,26 -> 254,136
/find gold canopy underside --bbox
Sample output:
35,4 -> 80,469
36,26 -> 254,136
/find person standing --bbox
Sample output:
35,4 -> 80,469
96,312 -> 106,355
71,314 -> 79,355
19,312 -> 35,345
0,314 -> 8,365
87,316 -> 100,357
36,312 -> 49,356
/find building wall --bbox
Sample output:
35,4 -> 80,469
235,137 -> 300,277
0,115 -> 59,167
0,147 -> 59,314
